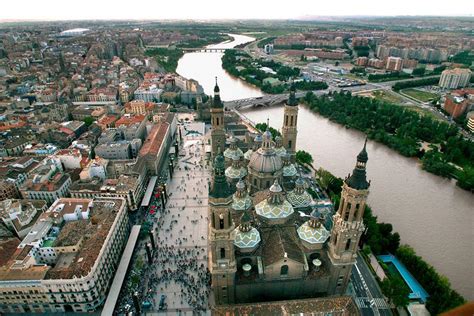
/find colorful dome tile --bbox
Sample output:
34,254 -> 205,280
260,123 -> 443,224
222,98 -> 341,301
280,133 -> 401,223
233,227 -> 261,249
287,190 -> 312,208
297,220 -> 330,244
225,165 -> 247,179
283,164 -> 298,177
255,199 -> 294,219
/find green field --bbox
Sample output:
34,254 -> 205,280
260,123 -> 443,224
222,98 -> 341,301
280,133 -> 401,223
372,90 -> 406,104
401,88 -> 438,102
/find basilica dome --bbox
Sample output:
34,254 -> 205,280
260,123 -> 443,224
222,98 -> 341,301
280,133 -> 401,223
248,130 -> 282,174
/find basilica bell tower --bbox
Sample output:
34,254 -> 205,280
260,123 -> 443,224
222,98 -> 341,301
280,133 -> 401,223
210,77 -> 226,158
281,83 -> 298,160
328,140 -> 370,295
208,153 -> 236,304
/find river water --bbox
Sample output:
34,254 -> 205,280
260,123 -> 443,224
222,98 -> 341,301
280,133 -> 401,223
176,34 -> 474,299
176,34 -> 263,101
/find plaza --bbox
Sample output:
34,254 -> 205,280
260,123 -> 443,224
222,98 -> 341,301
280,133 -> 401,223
144,116 -> 212,315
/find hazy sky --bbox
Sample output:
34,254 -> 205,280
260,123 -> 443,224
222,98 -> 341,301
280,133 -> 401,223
0,0 -> 472,20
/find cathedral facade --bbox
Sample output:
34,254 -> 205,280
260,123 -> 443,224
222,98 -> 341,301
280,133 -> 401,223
208,81 -> 370,305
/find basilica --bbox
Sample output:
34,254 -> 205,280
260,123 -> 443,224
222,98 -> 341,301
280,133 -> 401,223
207,80 -> 371,305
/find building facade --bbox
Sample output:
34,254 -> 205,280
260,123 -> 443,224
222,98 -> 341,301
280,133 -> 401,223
439,68 -> 472,89
0,198 -> 129,314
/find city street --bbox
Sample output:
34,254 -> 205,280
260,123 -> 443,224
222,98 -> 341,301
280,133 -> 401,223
350,255 -> 392,316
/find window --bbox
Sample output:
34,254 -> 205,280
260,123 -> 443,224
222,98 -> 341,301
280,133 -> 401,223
288,140 -> 292,149
290,116 -> 294,126
216,117 -> 220,126
219,216 -> 224,229
280,265 -> 289,276
345,239 -> 351,251
220,248 -> 226,259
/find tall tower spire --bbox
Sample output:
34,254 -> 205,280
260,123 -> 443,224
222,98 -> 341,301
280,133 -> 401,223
328,140 -> 370,295
282,83 -> 299,161
210,77 -> 226,158
208,153 -> 237,304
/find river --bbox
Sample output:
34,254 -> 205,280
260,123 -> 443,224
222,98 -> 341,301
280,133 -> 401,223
176,34 -> 263,101
176,34 -> 474,299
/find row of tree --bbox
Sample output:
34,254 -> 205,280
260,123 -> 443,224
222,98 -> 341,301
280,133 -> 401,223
368,71 -> 411,82
396,245 -> 466,314
303,91 -> 474,191
392,76 -> 440,91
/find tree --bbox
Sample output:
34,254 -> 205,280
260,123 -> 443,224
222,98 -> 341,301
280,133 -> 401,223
296,150 -> 313,166
255,122 -> 281,139
412,67 -> 426,76
83,116 -> 94,127
381,277 -> 410,308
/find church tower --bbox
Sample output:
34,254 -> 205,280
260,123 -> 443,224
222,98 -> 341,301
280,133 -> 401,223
208,153 -> 236,304
328,140 -> 370,295
210,77 -> 226,158
281,83 -> 298,159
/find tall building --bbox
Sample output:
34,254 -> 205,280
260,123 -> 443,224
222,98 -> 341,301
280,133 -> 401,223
328,140 -> 370,294
439,68 -> 472,89
208,153 -> 236,304
467,111 -> 474,133
210,78 -> 226,157
281,84 -> 299,159
385,56 -> 403,71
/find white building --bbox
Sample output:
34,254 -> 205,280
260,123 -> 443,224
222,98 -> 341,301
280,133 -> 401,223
134,84 -> 163,102
0,198 -> 129,314
54,148 -> 84,170
439,68 -> 472,89
80,158 -> 109,180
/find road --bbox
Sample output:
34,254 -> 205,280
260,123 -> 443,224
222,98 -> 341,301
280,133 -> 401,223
350,255 -> 392,316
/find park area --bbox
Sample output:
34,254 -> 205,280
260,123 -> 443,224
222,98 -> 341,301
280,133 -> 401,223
401,88 -> 438,102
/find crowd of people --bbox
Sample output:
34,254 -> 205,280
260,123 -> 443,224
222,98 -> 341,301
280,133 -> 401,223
115,127 -> 212,314
146,245 -> 211,313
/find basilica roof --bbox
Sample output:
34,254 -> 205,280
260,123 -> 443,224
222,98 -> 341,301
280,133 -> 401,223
283,163 -> 298,177
248,148 -> 283,174
274,146 -> 287,157
243,149 -> 253,160
225,165 -> 247,179
255,181 -> 294,219
224,147 -> 244,161
233,227 -> 261,249
232,180 -> 252,211
261,227 -> 304,266
297,220 -> 330,244
287,178 -> 312,208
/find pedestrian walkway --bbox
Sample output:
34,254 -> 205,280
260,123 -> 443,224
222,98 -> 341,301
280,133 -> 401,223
145,120 -> 211,314
355,297 -> 390,309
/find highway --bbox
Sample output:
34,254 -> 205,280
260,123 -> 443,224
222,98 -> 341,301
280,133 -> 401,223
350,255 -> 392,316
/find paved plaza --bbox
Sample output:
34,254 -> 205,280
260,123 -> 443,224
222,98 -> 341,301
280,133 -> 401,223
145,118 -> 212,315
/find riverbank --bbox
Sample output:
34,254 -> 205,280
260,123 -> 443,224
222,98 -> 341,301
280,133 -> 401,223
303,91 -> 474,192
221,49 -> 327,94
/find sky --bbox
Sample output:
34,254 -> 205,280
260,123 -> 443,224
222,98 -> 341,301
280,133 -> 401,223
0,0 -> 472,21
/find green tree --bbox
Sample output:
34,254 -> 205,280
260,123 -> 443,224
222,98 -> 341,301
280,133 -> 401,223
83,116 -> 94,127
255,122 -> 281,140
381,277 -> 410,308
296,150 -> 313,166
